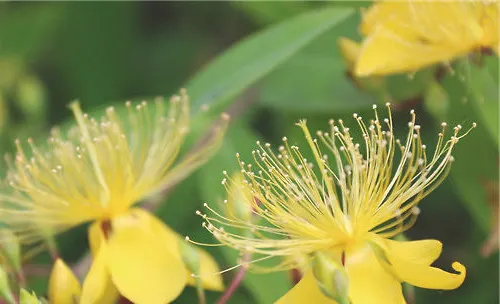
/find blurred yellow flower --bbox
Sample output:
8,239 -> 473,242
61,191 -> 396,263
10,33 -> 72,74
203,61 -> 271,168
202,104 -> 474,303
343,1 -> 498,76
1,90 -> 226,303
49,259 -> 81,304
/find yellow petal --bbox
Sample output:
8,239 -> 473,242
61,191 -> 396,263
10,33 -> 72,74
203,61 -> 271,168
479,4 -> 499,48
48,259 -> 81,304
130,208 -> 224,291
386,248 -> 466,290
275,270 -> 335,304
345,244 -> 405,304
107,214 -> 188,304
338,37 -> 361,70
186,247 -> 224,291
356,1 -> 485,76
355,27 -> 467,76
379,237 -> 443,265
80,243 -> 119,304
88,221 -> 105,257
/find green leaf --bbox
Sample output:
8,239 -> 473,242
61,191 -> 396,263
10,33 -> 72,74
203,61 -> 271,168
424,80 -> 450,121
461,56 -> 499,147
259,12 -> 373,113
185,7 -> 354,115
232,2 -> 312,25
258,11 -> 435,114
439,70 -> 496,233
55,2 -> 139,110
0,4 -> 62,58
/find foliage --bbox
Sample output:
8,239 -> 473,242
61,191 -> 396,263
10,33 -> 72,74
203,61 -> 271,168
0,2 -> 497,303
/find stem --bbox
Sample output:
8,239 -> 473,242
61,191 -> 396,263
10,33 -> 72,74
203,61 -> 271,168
195,278 -> 206,304
15,271 -> 25,289
216,252 -> 251,304
45,237 -> 59,261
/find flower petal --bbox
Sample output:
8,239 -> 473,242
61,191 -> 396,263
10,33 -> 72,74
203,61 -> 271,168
107,214 -> 188,304
185,247 -> 225,291
131,208 -> 224,291
275,270 -> 335,304
48,259 -> 81,304
338,37 -> 361,70
387,253 -> 466,290
88,221 -> 105,257
355,27 -> 464,76
379,237 -> 443,265
345,244 -> 405,304
80,243 -> 119,304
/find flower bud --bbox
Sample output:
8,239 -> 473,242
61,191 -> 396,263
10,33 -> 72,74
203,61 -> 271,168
16,75 -> 46,120
179,238 -> 200,275
226,173 -> 253,223
311,252 -> 349,304
19,289 -> 41,304
48,259 -> 81,304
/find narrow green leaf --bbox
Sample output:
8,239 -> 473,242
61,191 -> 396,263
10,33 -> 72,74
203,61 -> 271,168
259,12 -> 372,113
185,7 -> 354,114
461,56 -> 499,147
439,70 -> 496,233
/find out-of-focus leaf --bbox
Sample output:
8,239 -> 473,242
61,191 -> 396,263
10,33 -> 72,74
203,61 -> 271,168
460,56 -> 499,147
55,2 -> 139,112
185,7 -> 354,115
259,12 -> 435,114
385,67 -> 435,101
0,4 -> 62,58
439,70 -> 496,233
259,12 -> 372,113
424,80 -> 449,121
232,2 -> 312,25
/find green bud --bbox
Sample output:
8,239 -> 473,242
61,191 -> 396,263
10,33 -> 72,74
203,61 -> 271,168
0,265 -> 15,304
226,173 -> 253,223
16,75 -> 46,119
19,289 -> 41,304
179,238 -> 200,275
179,239 -> 206,304
0,230 -> 22,274
311,252 -> 349,304
0,58 -> 23,90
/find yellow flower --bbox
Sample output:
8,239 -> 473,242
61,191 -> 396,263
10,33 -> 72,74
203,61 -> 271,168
201,104 -> 474,304
1,90 -> 226,303
344,0 -> 498,76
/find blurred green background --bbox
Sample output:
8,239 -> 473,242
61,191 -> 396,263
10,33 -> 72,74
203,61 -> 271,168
0,2 -> 498,303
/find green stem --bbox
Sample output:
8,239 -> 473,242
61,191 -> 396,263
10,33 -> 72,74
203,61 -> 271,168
195,277 -> 206,304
